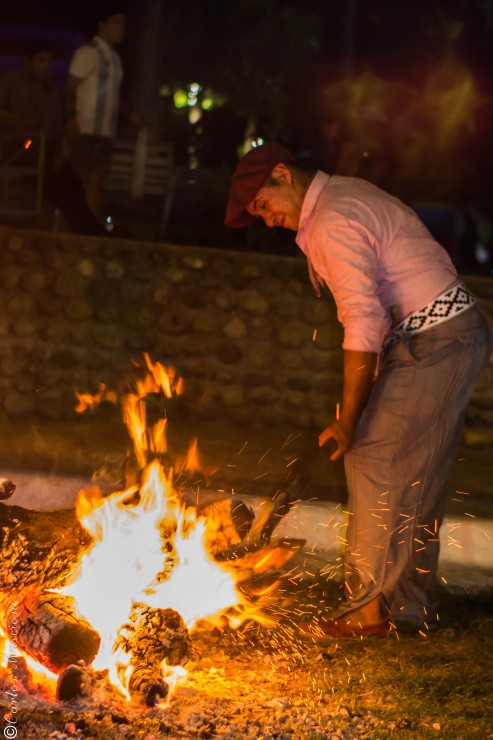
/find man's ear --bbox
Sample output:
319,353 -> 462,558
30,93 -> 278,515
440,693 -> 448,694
271,163 -> 292,184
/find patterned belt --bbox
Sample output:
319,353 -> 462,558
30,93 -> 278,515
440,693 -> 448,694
379,281 -> 476,369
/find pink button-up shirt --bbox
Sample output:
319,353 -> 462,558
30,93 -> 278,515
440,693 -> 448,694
296,173 -> 458,352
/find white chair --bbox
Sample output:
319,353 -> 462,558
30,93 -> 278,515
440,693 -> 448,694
104,128 -> 175,239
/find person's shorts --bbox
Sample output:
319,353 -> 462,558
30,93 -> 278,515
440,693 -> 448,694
67,134 -> 113,178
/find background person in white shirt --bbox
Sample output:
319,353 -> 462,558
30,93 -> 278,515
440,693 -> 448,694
65,6 -> 143,218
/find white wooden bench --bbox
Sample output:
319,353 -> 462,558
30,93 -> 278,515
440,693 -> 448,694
104,128 -> 175,239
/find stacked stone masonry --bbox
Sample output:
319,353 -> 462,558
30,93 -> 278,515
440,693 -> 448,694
0,228 -> 492,439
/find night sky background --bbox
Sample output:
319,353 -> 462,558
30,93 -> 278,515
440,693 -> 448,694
4,0 -> 491,85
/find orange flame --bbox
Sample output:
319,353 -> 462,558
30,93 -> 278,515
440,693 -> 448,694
75,382 -> 108,413
59,358 -> 265,698
61,458 -> 248,697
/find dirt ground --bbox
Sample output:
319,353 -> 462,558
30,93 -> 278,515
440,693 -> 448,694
0,413 -> 492,739
1,572 -> 492,740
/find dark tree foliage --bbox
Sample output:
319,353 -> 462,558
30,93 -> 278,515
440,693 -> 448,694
159,0 -> 320,140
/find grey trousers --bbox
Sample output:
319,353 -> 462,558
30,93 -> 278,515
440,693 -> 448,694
342,305 -> 492,625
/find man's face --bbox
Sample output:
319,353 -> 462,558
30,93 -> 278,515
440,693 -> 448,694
26,52 -> 53,81
99,13 -> 126,45
247,165 -> 303,232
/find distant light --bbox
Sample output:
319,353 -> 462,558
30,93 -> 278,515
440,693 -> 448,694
251,137 -> 264,148
173,90 -> 188,108
475,242 -> 490,265
187,82 -> 202,108
23,139 -> 32,150
188,106 -> 201,125
201,97 -> 213,111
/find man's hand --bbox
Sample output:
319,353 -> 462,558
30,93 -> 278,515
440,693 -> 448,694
319,419 -> 357,461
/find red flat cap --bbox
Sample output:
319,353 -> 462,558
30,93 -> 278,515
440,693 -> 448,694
224,142 -> 294,227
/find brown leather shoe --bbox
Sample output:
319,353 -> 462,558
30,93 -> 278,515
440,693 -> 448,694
299,617 -> 391,638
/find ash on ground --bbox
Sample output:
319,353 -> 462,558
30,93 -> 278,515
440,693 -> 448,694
2,564 -> 492,740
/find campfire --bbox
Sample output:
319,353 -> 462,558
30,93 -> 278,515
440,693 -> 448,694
0,355 -> 301,710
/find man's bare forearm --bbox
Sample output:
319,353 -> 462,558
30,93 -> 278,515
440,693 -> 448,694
319,349 -> 378,460
340,349 -> 377,430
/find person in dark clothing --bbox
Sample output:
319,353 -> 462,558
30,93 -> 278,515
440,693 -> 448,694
0,39 -> 104,234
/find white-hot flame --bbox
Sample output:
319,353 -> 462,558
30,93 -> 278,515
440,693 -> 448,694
59,458 -> 243,694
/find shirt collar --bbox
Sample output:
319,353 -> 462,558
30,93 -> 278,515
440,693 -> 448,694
94,35 -> 112,51
296,171 -> 330,254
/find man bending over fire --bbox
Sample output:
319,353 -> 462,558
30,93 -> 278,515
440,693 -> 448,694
224,143 -> 492,638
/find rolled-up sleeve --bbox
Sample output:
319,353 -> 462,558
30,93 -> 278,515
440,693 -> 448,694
69,46 -> 95,79
311,214 -> 390,352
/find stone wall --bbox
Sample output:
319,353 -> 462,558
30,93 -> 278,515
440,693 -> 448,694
0,227 -> 492,440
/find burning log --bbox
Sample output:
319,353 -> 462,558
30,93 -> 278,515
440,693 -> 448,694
0,480 -> 16,501
56,662 -> 93,702
116,605 -> 192,706
0,503 -> 92,592
0,589 -> 100,673
56,604 -> 192,706
128,666 -> 169,706
0,501 -> 98,672
0,493 -> 252,595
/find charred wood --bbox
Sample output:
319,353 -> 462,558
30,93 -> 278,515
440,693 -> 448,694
116,605 -> 191,705
0,503 -> 92,592
0,590 -> 100,673
56,662 -> 90,702
0,480 -> 16,501
128,666 -> 169,707
0,493 -> 252,594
